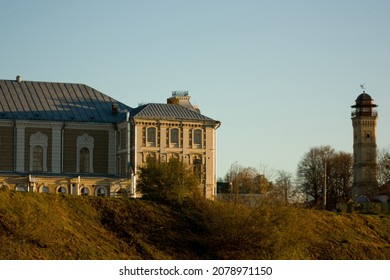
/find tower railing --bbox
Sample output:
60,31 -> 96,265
351,110 -> 378,118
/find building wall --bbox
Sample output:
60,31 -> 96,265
133,119 -> 218,199
0,122 -> 14,171
63,127 -> 109,174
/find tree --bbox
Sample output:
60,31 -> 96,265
296,145 -> 353,209
272,170 -> 294,205
224,164 -> 272,195
137,158 -> 200,203
378,147 -> 390,186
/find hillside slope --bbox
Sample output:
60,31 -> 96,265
0,191 -> 389,259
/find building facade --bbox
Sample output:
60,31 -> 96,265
351,90 -> 378,201
129,92 -> 221,198
0,77 -> 220,198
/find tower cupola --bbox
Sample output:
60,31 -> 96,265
351,91 -> 378,117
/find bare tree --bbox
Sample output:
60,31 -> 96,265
377,147 -> 390,186
296,145 -> 352,209
272,170 -> 294,205
224,164 -> 272,195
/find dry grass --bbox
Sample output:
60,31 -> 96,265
0,190 -> 389,259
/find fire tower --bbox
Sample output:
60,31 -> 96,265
351,90 -> 378,201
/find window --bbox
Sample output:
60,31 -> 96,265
77,134 -> 94,173
40,185 -> 49,193
193,129 -> 202,148
80,187 -> 89,196
33,146 -> 43,172
170,128 -> 179,147
96,187 -> 107,197
116,188 -> 128,197
15,185 -> 26,192
29,132 -> 48,172
147,127 -> 157,147
57,186 -> 67,194
80,148 -> 90,173
193,155 -> 202,181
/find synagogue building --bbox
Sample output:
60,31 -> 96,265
0,76 -> 220,199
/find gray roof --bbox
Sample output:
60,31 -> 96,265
0,79 -> 132,123
131,103 -> 219,123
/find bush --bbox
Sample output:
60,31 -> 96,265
137,159 -> 200,203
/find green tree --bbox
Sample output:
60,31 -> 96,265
137,158 -> 200,203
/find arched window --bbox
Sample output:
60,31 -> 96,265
80,148 -> 90,173
147,127 -> 156,147
33,146 -> 43,172
80,187 -> 89,196
15,185 -> 26,192
39,185 -> 49,193
77,134 -> 94,173
29,132 -> 48,172
170,128 -> 179,147
116,188 -> 128,197
57,186 -> 67,194
96,187 -> 107,197
193,129 -> 202,149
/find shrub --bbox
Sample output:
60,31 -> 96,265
137,159 -> 200,203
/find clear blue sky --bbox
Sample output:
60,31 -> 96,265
1,0 -> 389,179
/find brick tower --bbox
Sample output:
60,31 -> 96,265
351,90 -> 378,201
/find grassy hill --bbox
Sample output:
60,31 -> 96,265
0,190 -> 389,260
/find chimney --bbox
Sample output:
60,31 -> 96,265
168,91 -> 200,113
16,75 -> 22,83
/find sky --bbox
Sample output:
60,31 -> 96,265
1,0 -> 389,179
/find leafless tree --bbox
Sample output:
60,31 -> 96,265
377,147 -> 390,186
296,145 -> 352,209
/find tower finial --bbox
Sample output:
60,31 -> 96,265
360,83 -> 366,92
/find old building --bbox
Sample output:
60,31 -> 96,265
351,90 -> 379,201
129,91 -> 221,198
0,77 -> 220,198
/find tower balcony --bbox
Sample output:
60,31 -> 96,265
351,109 -> 378,118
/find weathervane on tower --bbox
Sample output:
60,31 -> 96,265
360,83 -> 366,92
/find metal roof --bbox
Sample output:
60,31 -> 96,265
131,103 -> 218,122
0,79 -> 132,123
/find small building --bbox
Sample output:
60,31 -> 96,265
0,77 -> 220,198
